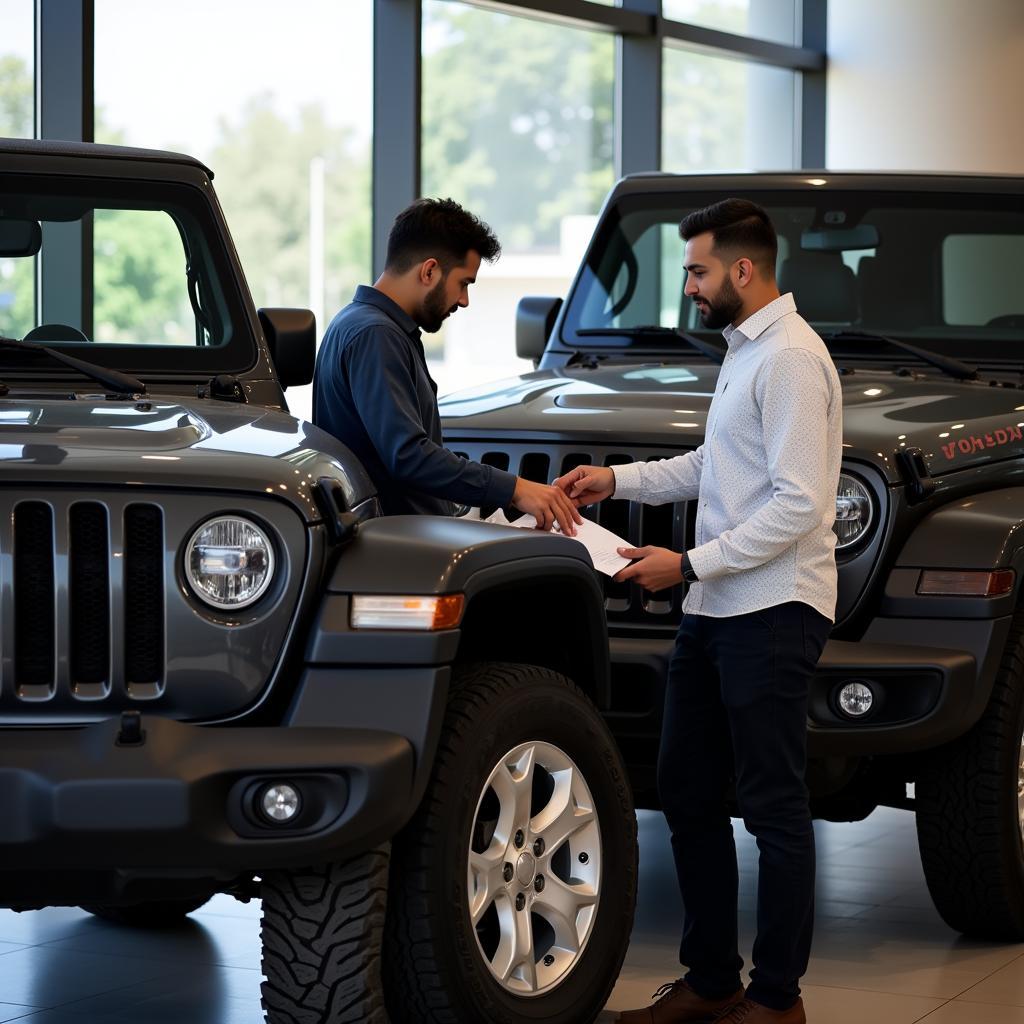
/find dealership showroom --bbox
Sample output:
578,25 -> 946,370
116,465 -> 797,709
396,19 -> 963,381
3,0 -> 1024,1022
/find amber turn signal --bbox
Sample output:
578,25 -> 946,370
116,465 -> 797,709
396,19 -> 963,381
917,569 -> 1015,597
350,593 -> 466,630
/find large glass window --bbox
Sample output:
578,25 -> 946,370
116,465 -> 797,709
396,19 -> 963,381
663,0 -> 799,46
94,0 -> 372,418
662,47 -> 796,172
421,0 -> 615,395
0,0 -> 36,338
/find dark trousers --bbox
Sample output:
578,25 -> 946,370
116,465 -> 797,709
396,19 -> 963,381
657,601 -> 831,1011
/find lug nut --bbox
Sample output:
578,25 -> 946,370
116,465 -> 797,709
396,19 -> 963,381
578,852 -> 589,864
514,829 -> 525,849
534,875 -> 545,893
503,863 -> 514,883
543,954 -> 555,967
533,838 -> 545,856
515,893 -> 526,911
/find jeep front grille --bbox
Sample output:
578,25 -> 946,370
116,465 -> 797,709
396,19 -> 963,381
7,498 -> 165,706
452,443 -> 694,629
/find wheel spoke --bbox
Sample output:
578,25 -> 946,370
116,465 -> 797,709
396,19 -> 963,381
490,745 -> 538,839
533,874 -> 597,952
532,767 -> 595,854
491,897 -> 537,992
468,848 -> 506,927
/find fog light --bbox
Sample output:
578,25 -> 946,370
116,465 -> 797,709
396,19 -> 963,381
838,682 -> 874,718
260,783 -> 301,824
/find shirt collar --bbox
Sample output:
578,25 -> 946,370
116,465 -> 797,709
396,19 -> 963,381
721,292 -> 797,348
353,284 -> 421,338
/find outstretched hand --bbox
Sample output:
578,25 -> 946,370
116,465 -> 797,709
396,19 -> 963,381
511,477 -> 584,535
613,546 -> 684,591
553,465 -> 616,508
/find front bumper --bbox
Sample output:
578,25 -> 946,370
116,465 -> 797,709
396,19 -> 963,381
0,715 -> 414,872
608,621 -> 998,758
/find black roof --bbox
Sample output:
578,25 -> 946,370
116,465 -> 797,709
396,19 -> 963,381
0,137 -> 214,178
615,169 -> 1023,195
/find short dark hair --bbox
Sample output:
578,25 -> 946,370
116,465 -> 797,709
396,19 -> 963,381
679,198 -> 777,276
385,197 -> 501,274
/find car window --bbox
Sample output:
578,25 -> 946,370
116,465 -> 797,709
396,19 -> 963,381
943,233 -> 1024,328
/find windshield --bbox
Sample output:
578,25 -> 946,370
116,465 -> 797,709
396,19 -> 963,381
0,173 -> 254,375
562,189 -> 1024,362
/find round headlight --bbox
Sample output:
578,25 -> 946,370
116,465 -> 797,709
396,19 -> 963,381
833,473 -> 874,551
185,516 -> 275,610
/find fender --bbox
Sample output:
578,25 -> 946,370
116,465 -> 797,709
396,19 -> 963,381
881,487 -> 1024,620
314,515 -> 610,705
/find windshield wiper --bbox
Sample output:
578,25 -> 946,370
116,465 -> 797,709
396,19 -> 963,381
0,337 -> 146,395
824,330 -> 978,382
576,326 -> 726,364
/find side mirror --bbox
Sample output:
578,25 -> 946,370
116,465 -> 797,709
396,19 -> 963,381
0,219 -> 41,258
516,296 -> 562,367
258,308 -> 316,388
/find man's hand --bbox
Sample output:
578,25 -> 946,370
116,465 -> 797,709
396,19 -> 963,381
614,546 -> 684,591
553,465 -> 616,508
512,478 -> 584,535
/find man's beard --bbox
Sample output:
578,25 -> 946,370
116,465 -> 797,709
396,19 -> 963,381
419,278 -> 457,333
695,276 -> 743,330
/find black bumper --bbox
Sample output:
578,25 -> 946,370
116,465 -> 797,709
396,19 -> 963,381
0,716 -> 415,872
607,628 -> 989,757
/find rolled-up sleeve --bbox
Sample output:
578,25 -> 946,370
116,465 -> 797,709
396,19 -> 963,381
688,348 -> 835,581
344,327 -> 516,507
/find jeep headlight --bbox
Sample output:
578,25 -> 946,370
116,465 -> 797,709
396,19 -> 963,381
185,516 -> 275,610
834,473 -> 874,551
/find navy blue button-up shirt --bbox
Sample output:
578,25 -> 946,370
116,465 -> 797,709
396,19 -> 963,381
313,285 -> 517,517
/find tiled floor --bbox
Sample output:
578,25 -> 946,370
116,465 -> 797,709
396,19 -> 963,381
0,807 -> 1021,1021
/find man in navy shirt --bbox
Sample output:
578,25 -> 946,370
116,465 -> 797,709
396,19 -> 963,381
314,198 -> 580,534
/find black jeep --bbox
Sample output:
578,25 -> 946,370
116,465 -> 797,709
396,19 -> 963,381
0,139 -> 639,1024
441,171 -> 1024,942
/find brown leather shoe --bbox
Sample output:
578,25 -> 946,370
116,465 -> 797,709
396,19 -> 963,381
710,996 -> 806,1023
617,979 -> 744,1023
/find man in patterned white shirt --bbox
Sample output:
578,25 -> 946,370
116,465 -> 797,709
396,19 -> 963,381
556,199 -> 842,1024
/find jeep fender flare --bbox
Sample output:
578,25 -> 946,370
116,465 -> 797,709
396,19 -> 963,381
320,515 -> 608,698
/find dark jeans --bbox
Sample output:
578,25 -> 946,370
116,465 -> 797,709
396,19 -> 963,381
657,601 -> 831,1011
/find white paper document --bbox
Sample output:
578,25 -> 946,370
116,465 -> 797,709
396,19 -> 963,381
459,508 -> 633,576
549,517 -> 634,577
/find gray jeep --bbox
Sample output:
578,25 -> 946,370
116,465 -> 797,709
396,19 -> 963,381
0,139 -> 639,1024
440,170 -> 1024,944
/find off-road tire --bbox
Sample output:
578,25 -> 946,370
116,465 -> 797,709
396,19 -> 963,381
382,661 -> 638,1024
260,847 -> 389,1024
917,609 -> 1024,938
79,895 -> 212,927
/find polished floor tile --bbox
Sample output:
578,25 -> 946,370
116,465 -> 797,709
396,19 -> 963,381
0,807 -> 1021,1022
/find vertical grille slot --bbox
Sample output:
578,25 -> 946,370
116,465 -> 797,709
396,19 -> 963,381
518,452 -> 551,484
479,453 -> 512,517
124,504 -> 164,697
14,502 -> 56,699
70,502 -> 111,698
600,455 -> 635,611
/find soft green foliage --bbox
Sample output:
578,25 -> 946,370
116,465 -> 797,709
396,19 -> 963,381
92,209 -> 192,343
0,53 -> 31,138
421,2 -> 615,252
209,96 -> 371,318
0,54 -> 35,338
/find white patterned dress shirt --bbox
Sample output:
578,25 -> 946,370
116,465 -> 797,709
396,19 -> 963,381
612,292 -> 843,622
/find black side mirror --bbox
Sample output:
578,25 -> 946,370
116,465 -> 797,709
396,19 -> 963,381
516,296 -> 562,367
258,308 -> 316,388
0,219 -> 41,258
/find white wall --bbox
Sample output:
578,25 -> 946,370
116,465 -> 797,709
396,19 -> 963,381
827,0 -> 1024,173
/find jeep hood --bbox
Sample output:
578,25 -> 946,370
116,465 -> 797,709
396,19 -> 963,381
0,397 -> 373,520
439,363 -> 1024,484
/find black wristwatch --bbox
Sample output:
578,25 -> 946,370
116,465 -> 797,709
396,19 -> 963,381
681,551 -> 700,584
